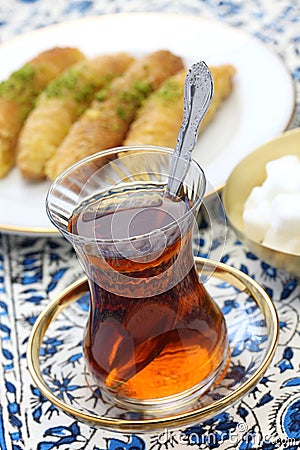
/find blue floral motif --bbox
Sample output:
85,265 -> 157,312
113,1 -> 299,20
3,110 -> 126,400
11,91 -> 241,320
49,373 -> 81,404
31,386 -> 59,422
0,405 -> 7,450
0,1 -> 299,449
106,435 -> 145,450
283,378 -> 300,388
38,422 -> 81,449
184,412 -> 239,447
277,347 -> 294,373
65,1 -> 94,14
280,279 -> 298,300
283,400 -> 300,439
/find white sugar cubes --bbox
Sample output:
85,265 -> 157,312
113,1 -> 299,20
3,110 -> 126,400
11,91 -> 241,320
243,155 -> 300,254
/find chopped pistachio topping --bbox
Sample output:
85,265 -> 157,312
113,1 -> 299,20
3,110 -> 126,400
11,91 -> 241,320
0,64 -> 38,118
0,64 -> 36,96
95,87 -> 109,102
45,69 -> 94,100
115,105 -> 128,121
119,80 -> 152,103
156,79 -> 183,102
46,69 -> 114,104
115,80 -> 152,120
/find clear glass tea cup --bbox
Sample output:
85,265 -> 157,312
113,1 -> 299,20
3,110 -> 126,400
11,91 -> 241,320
46,146 -> 229,412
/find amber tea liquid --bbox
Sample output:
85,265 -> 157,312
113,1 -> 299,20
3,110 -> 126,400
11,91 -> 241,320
69,188 -> 228,404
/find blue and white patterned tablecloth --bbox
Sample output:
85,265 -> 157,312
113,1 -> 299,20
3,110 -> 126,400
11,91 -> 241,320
0,1 -> 300,449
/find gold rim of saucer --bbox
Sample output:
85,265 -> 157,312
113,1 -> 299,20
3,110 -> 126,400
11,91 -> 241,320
27,256 -> 279,432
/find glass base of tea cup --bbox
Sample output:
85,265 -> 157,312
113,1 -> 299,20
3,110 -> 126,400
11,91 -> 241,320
86,343 -> 230,415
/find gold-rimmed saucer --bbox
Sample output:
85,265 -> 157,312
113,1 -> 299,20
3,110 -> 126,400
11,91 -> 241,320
27,257 -> 279,433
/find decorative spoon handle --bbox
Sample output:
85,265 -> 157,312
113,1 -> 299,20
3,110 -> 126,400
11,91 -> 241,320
167,61 -> 214,197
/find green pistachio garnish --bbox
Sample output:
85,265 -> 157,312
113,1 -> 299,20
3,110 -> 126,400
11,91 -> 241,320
0,64 -> 38,118
45,70 -> 115,116
115,80 -> 152,120
156,79 -> 182,102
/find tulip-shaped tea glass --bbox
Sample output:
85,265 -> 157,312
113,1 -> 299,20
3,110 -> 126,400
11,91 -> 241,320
46,146 -> 229,412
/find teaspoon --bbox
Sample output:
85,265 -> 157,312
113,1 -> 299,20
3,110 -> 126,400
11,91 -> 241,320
167,61 -> 214,197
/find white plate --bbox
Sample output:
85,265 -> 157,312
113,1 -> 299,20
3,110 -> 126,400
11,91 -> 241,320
0,13 -> 295,235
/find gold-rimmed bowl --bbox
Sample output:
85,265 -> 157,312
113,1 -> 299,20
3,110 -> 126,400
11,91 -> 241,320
27,257 -> 279,433
223,128 -> 300,277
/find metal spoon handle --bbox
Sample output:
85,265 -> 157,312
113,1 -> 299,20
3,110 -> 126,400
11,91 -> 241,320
167,61 -> 214,197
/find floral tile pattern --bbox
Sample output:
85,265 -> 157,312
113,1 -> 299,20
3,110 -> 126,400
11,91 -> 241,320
0,1 -> 299,449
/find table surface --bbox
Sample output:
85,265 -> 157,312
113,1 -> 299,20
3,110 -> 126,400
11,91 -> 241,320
0,1 -> 300,449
